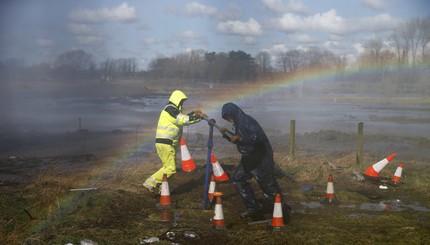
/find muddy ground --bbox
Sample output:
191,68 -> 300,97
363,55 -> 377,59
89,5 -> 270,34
1,129 -> 430,245
1,79 -> 430,244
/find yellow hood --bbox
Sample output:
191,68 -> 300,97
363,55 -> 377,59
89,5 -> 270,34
169,90 -> 187,110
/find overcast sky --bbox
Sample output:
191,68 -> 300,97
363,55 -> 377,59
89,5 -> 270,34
1,0 -> 429,70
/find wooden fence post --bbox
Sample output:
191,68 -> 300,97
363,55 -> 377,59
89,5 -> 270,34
290,120 -> 295,160
356,122 -> 364,165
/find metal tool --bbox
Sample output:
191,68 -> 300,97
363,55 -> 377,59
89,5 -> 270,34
202,117 -> 234,141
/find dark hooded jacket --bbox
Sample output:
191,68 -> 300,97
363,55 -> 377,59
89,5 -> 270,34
221,102 -> 274,172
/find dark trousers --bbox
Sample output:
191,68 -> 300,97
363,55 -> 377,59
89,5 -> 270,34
232,156 -> 284,210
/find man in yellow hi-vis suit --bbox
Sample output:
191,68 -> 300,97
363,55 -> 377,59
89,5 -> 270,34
143,90 -> 207,196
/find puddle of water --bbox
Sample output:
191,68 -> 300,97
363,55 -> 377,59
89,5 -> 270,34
403,204 -> 430,212
297,200 -> 430,213
300,201 -> 324,209
360,202 -> 397,211
293,201 -> 324,214
359,200 -> 430,212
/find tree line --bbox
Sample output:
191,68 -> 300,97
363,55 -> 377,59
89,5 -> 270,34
1,17 -> 429,83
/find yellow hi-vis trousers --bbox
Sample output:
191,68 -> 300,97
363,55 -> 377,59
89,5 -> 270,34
144,143 -> 177,188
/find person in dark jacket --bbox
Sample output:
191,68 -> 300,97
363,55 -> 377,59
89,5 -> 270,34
220,102 -> 291,221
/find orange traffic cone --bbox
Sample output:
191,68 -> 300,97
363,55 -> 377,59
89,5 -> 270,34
211,153 -> 229,182
212,192 -> 225,229
390,162 -> 404,186
180,137 -> 196,172
157,174 -> 172,208
208,175 -> 216,201
271,193 -> 285,231
364,153 -> 396,178
321,174 -> 340,205
159,210 -> 172,222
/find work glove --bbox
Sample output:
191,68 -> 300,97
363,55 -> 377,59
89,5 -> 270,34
229,135 -> 242,143
194,110 -> 208,118
220,128 -> 228,134
220,128 -> 239,143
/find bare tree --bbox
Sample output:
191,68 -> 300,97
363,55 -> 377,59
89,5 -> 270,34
275,52 -> 288,73
287,50 -> 303,73
187,49 -> 205,79
399,18 -> 421,67
418,17 -> 430,64
364,38 -> 384,67
255,51 -> 272,76
278,50 -> 302,74
305,46 -> 323,70
389,32 -> 407,66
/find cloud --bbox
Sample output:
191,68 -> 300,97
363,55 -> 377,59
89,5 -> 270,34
353,42 -> 365,54
262,43 -> 289,53
67,23 -> 93,35
185,2 -> 218,17
360,0 -> 389,10
262,0 -> 308,14
142,37 -> 155,45
288,34 -> 314,43
67,23 -> 105,46
184,2 -> 241,20
276,9 -> 344,33
75,36 -> 105,45
217,18 -> 262,36
37,38 -> 55,47
273,9 -> 399,34
329,34 -> 343,41
350,14 -> 399,32
323,41 -> 339,49
69,2 -> 137,23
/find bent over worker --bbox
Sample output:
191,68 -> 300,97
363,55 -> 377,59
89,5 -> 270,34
220,102 -> 291,222
143,90 -> 207,195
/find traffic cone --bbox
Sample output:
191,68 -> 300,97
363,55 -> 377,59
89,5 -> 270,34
321,174 -> 340,205
271,193 -> 285,231
212,192 -> 225,229
180,137 -> 196,172
211,153 -> 229,182
159,210 -> 172,222
364,153 -> 396,178
208,175 -> 216,201
390,162 -> 404,186
158,174 -> 172,208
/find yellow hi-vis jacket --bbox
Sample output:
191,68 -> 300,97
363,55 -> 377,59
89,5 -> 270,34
155,90 -> 201,147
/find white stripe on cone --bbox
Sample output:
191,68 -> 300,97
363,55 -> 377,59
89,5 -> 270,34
364,153 -> 396,177
159,174 -> 171,206
391,162 -> 404,183
213,195 -> 224,228
208,175 -> 216,200
271,193 -> 285,228
180,137 -> 196,172
211,153 -> 229,181
325,175 -> 335,199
